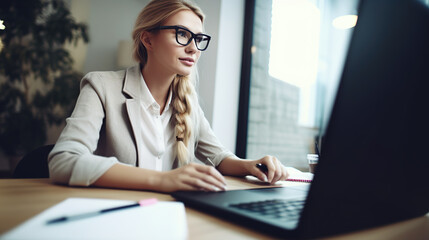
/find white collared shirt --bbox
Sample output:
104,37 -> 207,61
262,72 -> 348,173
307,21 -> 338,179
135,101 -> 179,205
138,73 -> 175,171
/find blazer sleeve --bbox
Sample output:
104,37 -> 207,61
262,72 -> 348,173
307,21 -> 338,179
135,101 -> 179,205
194,105 -> 236,166
48,73 -> 119,186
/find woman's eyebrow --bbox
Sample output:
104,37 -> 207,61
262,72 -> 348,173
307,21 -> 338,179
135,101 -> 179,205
176,24 -> 203,34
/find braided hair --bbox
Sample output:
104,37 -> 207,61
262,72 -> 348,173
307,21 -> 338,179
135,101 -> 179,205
132,0 -> 204,165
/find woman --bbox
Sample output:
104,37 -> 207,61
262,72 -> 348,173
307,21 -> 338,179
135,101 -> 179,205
48,0 -> 288,192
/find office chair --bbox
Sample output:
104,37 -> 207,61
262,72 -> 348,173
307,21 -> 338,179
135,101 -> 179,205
13,144 -> 54,178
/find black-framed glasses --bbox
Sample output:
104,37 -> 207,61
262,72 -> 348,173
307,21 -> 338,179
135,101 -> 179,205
153,25 -> 211,51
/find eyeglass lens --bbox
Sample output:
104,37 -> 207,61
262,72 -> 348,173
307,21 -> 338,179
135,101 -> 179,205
176,28 -> 210,50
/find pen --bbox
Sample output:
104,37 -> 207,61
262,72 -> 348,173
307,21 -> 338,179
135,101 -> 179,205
46,198 -> 158,224
256,163 -> 269,182
256,163 -> 268,173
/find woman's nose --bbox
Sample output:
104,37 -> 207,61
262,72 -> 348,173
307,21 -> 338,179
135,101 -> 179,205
185,39 -> 198,53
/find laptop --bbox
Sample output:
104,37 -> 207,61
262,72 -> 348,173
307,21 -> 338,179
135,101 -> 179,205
171,0 -> 429,238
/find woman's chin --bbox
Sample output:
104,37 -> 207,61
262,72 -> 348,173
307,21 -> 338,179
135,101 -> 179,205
177,69 -> 192,77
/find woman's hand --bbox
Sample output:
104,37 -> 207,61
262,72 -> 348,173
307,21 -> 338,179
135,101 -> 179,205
217,155 -> 289,184
159,163 -> 227,192
245,156 -> 289,184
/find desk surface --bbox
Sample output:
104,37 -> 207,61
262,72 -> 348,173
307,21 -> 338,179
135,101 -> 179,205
0,177 -> 428,240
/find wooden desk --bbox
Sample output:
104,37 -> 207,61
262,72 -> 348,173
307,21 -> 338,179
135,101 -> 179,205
0,178 -> 428,239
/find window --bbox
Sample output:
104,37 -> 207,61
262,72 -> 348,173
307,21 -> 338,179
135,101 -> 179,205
236,0 -> 359,170
269,0 -> 320,128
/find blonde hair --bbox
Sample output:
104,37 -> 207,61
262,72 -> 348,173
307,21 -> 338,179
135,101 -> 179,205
132,0 -> 204,166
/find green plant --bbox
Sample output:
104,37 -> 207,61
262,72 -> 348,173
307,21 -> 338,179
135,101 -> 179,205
0,0 -> 89,156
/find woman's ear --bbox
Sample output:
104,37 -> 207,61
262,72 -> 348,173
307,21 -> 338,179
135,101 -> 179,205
140,31 -> 153,51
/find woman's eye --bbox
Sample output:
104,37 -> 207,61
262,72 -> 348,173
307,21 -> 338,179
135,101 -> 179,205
177,30 -> 188,38
195,36 -> 203,43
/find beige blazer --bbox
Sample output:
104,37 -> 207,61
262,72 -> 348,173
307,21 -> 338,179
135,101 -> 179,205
48,65 -> 235,186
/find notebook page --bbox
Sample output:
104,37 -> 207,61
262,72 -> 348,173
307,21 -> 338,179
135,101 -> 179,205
0,198 -> 187,240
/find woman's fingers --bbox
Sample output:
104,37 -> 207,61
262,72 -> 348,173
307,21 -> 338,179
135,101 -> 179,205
258,156 -> 288,184
271,159 -> 283,184
264,158 -> 276,183
252,164 -> 269,182
194,164 -> 227,186
280,165 -> 289,181
183,164 -> 226,191
162,163 -> 226,192
183,176 -> 223,191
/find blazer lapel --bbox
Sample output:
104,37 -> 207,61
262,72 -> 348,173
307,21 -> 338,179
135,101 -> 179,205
123,65 -> 143,167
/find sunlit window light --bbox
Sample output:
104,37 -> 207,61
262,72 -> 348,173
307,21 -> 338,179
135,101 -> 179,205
332,15 -> 358,30
269,0 -> 321,88
251,45 -> 257,54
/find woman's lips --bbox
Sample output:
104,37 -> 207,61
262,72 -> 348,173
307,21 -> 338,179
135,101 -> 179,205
179,57 -> 195,66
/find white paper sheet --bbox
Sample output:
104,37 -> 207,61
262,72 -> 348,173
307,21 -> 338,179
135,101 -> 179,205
0,198 -> 187,240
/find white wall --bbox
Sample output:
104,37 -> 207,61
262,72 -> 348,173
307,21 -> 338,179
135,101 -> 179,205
195,0 -> 244,153
193,0 -> 221,124
83,0 -> 149,73
210,0 -> 244,153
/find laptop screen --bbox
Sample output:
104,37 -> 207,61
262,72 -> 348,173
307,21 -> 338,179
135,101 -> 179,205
299,0 -> 429,237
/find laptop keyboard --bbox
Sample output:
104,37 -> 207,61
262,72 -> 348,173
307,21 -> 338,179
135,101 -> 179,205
229,199 -> 305,221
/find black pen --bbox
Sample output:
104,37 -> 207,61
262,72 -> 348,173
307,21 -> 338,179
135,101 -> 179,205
46,198 -> 158,224
256,163 -> 268,173
256,163 -> 269,182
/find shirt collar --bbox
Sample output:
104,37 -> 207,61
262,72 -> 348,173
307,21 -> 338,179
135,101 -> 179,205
140,71 -> 173,113
164,86 -> 173,113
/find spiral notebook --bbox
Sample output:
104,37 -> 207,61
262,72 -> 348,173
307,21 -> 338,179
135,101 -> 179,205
244,167 -> 313,185
284,167 -> 313,183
